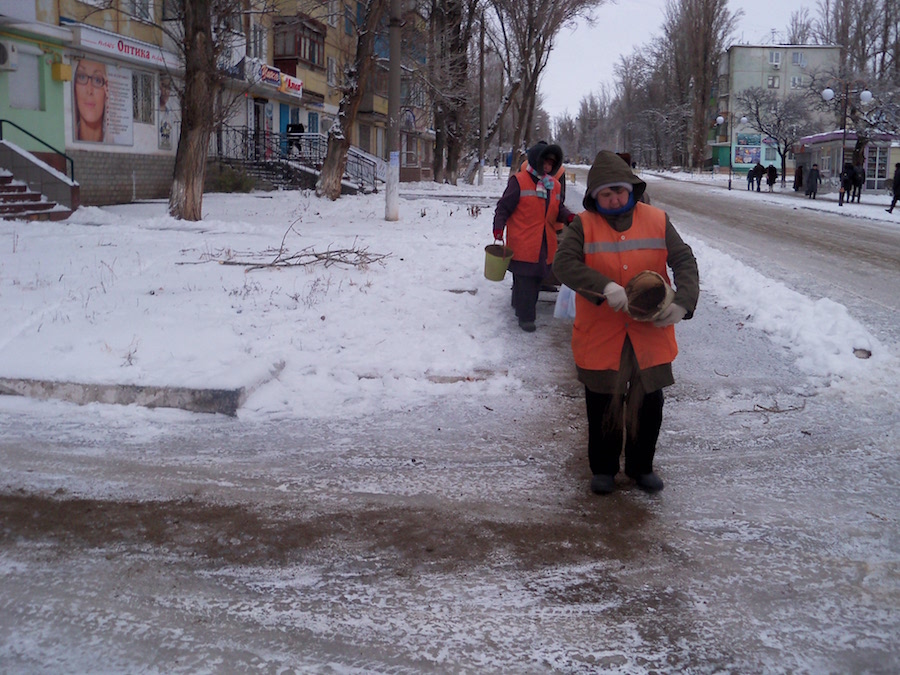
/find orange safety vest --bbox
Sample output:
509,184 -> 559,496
506,171 -> 562,264
572,203 -> 678,371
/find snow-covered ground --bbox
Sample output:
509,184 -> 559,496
1,170 -> 897,419
0,171 -> 898,672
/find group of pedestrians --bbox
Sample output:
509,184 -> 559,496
749,160 -> 889,204
491,145 -> 700,497
745,163 -> 779,192
838,162 -> 866,205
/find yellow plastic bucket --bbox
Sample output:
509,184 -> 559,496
484,244 -> 514,281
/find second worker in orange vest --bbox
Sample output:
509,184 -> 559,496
553,151 -> 699,495
493,142 -> 574,332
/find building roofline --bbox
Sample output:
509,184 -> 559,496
726,44 -> 840,50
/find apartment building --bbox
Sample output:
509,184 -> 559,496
713,44 -> 841,176
1,0 -> 433,207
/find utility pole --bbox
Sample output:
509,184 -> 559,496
477,13 -> 485,186
385,0 -> 401,221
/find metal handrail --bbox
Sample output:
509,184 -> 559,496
210,125 -> 377,191
0,119 -> 75,180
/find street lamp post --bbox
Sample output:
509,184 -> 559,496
821,81 -> 872,207
716,113 -> 748,191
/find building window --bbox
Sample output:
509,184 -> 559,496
327,56 -> 338,87
162,0 -> 182,20
767,75 -> 780,89
401,79 -> 426,109
9,52 -> 42,111
133,71 -> 154,123
358,123 -> 371,153
275,30 -> 294,57
769,50 -> 781,66
275,20 -> 325,67
791,51 -> 807,67
250,24 -> 266,59
299,31 -> 322,65
372,66 -> 388,97
764,146 -> 777,161
328,0 -> 339,26
345,5 -> 354,35
129,0 -> 151,21
790,76 -> 803,89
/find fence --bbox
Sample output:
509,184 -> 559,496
210,126 -> 379,192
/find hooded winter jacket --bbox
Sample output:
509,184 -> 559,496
553,150 -> 699,394
493,142 -> 571,265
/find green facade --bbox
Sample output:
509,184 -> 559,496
0,36 -> 66,155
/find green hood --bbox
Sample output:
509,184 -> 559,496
582,150 -> 647,211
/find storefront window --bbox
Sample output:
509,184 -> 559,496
133,71 -> 154,123
866,146 -> 888,190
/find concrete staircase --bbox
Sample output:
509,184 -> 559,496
0,173 -> 72,221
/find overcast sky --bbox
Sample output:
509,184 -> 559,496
540,0 -> 808,119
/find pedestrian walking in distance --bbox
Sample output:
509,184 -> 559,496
887,163 -> 900,213
805,163 -> 821,199
766,164 -> 778,192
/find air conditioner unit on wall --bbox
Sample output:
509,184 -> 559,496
772,62 -> 780,70
0,41 -> 19,71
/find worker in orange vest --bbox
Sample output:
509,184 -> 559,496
493,142 -> 574,332
519,146 -> 569,292
553,151 -> 699,495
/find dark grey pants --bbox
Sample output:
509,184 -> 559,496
510,274 -> 542,322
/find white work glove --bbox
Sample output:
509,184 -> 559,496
653,303 -> 687,328
602,282 -> 628,312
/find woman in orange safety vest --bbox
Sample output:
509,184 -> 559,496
553,151 -> 699,495
493,142 -> 573,332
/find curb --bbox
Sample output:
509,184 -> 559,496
0,362 -> 285,416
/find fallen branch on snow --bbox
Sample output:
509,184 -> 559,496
730,399 -> 806,424
180,235 -> 390,272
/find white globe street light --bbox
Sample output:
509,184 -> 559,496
716,113 -> 748,190
821,81 -> 873,206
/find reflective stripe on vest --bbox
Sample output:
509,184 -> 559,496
583,238 -> 667,254
572,203 -> 678,372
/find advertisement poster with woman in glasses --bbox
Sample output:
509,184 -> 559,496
73,58 -> 133,145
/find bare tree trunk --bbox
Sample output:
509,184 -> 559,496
170,127 -> 210,221
428,0 -> 479,185
317,131 -> 353,199
433,122 -> 447,183
167,0 -> 217,220
446,109 -> 461,184
488,0 -> 601,175
316,0 -> 387,199
462,71 -> 522,183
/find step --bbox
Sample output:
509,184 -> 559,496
0,206 -> 71,222
0,190 -> 41,203
0,200 -> 55,214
